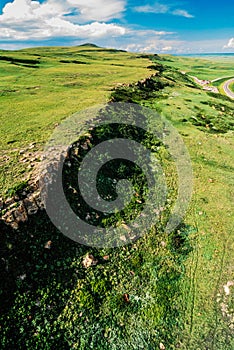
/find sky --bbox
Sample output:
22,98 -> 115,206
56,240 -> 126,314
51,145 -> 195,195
0,0 -> 233,53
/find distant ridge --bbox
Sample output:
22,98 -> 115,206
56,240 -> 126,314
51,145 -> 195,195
78,43 -> 99,48
77,43 -> 127,53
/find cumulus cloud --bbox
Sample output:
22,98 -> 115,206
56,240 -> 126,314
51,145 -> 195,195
117,29 -> 184,54
0,0 -> 126,41
118,36 -> 229,55
1,0 -> 66,21
133,2 -> 194,18
122,40 -> 178,53
224,38 -> 234,49
1,0 -> 126,22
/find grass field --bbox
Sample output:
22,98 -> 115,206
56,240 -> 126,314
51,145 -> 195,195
161,54 -> 234,81
0,46 -> 234,349
143,55 -> 234,348
0,45 -> 151,196
230,82 -> 234,93
112,55 -> 234,347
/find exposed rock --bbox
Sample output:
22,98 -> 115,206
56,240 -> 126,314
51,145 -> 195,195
44,240 -> 52,249
2,209 -> 15,223
123,293 -> 130,303
0,165 -> 43,228
5,197 -> 15,206
23,197 -> 39,215
82,254 -> 98,268
14,204 -> 28,223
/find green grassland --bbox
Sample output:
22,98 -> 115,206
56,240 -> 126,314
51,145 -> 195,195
111,56 -> 234,348
161,54 -> 234,80
0,45 -> 151,195
230,82 -> 234,93
147,58 -> 234,348
0,47 -> 234,349
155,55 -> 234,100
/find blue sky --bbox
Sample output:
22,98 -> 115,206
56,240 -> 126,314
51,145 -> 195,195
0,0 -> 233,53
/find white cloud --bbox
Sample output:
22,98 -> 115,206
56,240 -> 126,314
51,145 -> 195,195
1,0 -> 126,22
117,36 -> 230,55
123,39 -> 184,53
44,18 -> 126,39
130,29 -> 175,36
224,38 -> 234,49
0,0 -> 126,41
161,46 -> 172,51
0,20 -> 126,41
1,0 -> 67,21
1,0 -> 38,20
116,29 -> 184,54
133,2 -> 194,18
133,3 -> 169,14
172,9 -> 194,18
67,0 -> 126,22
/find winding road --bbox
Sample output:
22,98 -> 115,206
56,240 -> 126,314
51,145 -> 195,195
223,78 -> 234,99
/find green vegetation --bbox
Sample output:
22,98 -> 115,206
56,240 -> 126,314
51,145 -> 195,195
0,45 -> 151,195
230,82 -> 234,93
161,54 -> 234,80
161,55 -> 234,98
0,214 -> 193,349
139,55 -> 234,349
0,47 -> 234,349
212,77 -> 233,87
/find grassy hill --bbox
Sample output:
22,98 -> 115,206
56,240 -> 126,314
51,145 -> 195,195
0,46 -> 233,349
0,45 -> 151,196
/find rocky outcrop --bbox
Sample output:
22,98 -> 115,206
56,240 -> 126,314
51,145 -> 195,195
0,149 -> 44,229
0,188 -> 43,229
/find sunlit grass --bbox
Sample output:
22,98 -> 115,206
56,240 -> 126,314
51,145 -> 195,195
0,48 -> 234,349
0,46 -> 151,195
